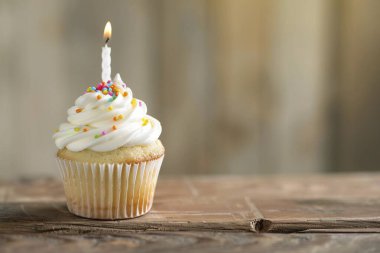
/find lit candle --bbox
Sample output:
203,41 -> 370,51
102,21 -> 112,82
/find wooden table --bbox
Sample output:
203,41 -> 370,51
1,173 -> 380,252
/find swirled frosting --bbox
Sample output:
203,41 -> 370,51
53,74 -> 162,152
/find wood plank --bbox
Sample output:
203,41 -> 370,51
1,233 -> 380,253
1,174 -> 380,233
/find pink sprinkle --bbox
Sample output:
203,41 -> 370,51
139,101 -> 142,107
101,131 -> 107,136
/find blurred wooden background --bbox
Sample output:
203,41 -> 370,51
0,0 -> 379,179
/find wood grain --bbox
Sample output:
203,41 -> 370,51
1,233 -> 380,253
1,174 -> 380,233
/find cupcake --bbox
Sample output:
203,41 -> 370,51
53,74 -> 164,220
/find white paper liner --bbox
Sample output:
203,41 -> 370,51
56,155 -> 164,220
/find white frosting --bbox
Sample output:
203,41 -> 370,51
53,74 -> 162,152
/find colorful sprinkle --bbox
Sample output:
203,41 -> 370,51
97,95 -> 102,100
83,128 -> 88,132
131,98 -> 137,107
123,91 -> 128,97
118,114 -> 124,120
76,108 -> 82,113
94,134 -> 100,139
85,81 -> 127,98
101,131 -> 107,136
107,106 -> 113,111
139,101 -> 142,107
141,117 -> 149,126
112,125 -> 117,131
74,127 -> 80,132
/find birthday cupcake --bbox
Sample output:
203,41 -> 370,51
53,74 -> 164,220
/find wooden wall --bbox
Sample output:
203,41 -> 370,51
0,0 -> 379,179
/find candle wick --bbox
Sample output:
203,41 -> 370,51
105,38 -> 110,44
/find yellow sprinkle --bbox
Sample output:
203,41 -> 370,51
131,98 -> 137,107
141,117 -> 149,126
74,127 -> 80,132
107,106 -> 113,111
118,114 -> 124,120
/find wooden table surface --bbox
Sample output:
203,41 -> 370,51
1,173 -> 380,252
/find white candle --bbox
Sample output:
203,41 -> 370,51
102,21 -> 112,82
102,45 -> 111,82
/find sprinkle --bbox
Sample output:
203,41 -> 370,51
76,108 -> 82,113
123,91 -> 128,97
113,115 -> 124,121
83,128 -> 88,132
141,117 -> 149,126
112,125 -> 117,131
107,106 -> 113,111
139,101 -> 142,107
74,127 -> 80,132
131,98 -> 137,107
94,134 -> 100,139
101,131 -> 107,136
102,89 -> 108,95
107,80 -> 111,83
54,129 -> 59,133
97,95 -> 102,100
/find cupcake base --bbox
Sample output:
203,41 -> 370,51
56,155 -> 163,220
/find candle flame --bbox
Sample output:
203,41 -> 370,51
103,21 -> 112,43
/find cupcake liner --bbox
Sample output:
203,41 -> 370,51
56,155 -> 164,220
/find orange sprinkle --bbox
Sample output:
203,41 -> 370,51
123,91 -> 128,97
113,116 -> 118,121
83,128 -> 88,132
112,125 -> 117,131
115,91 -> 119,96
76,108 -> 82,113
97,95 -> 102,100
